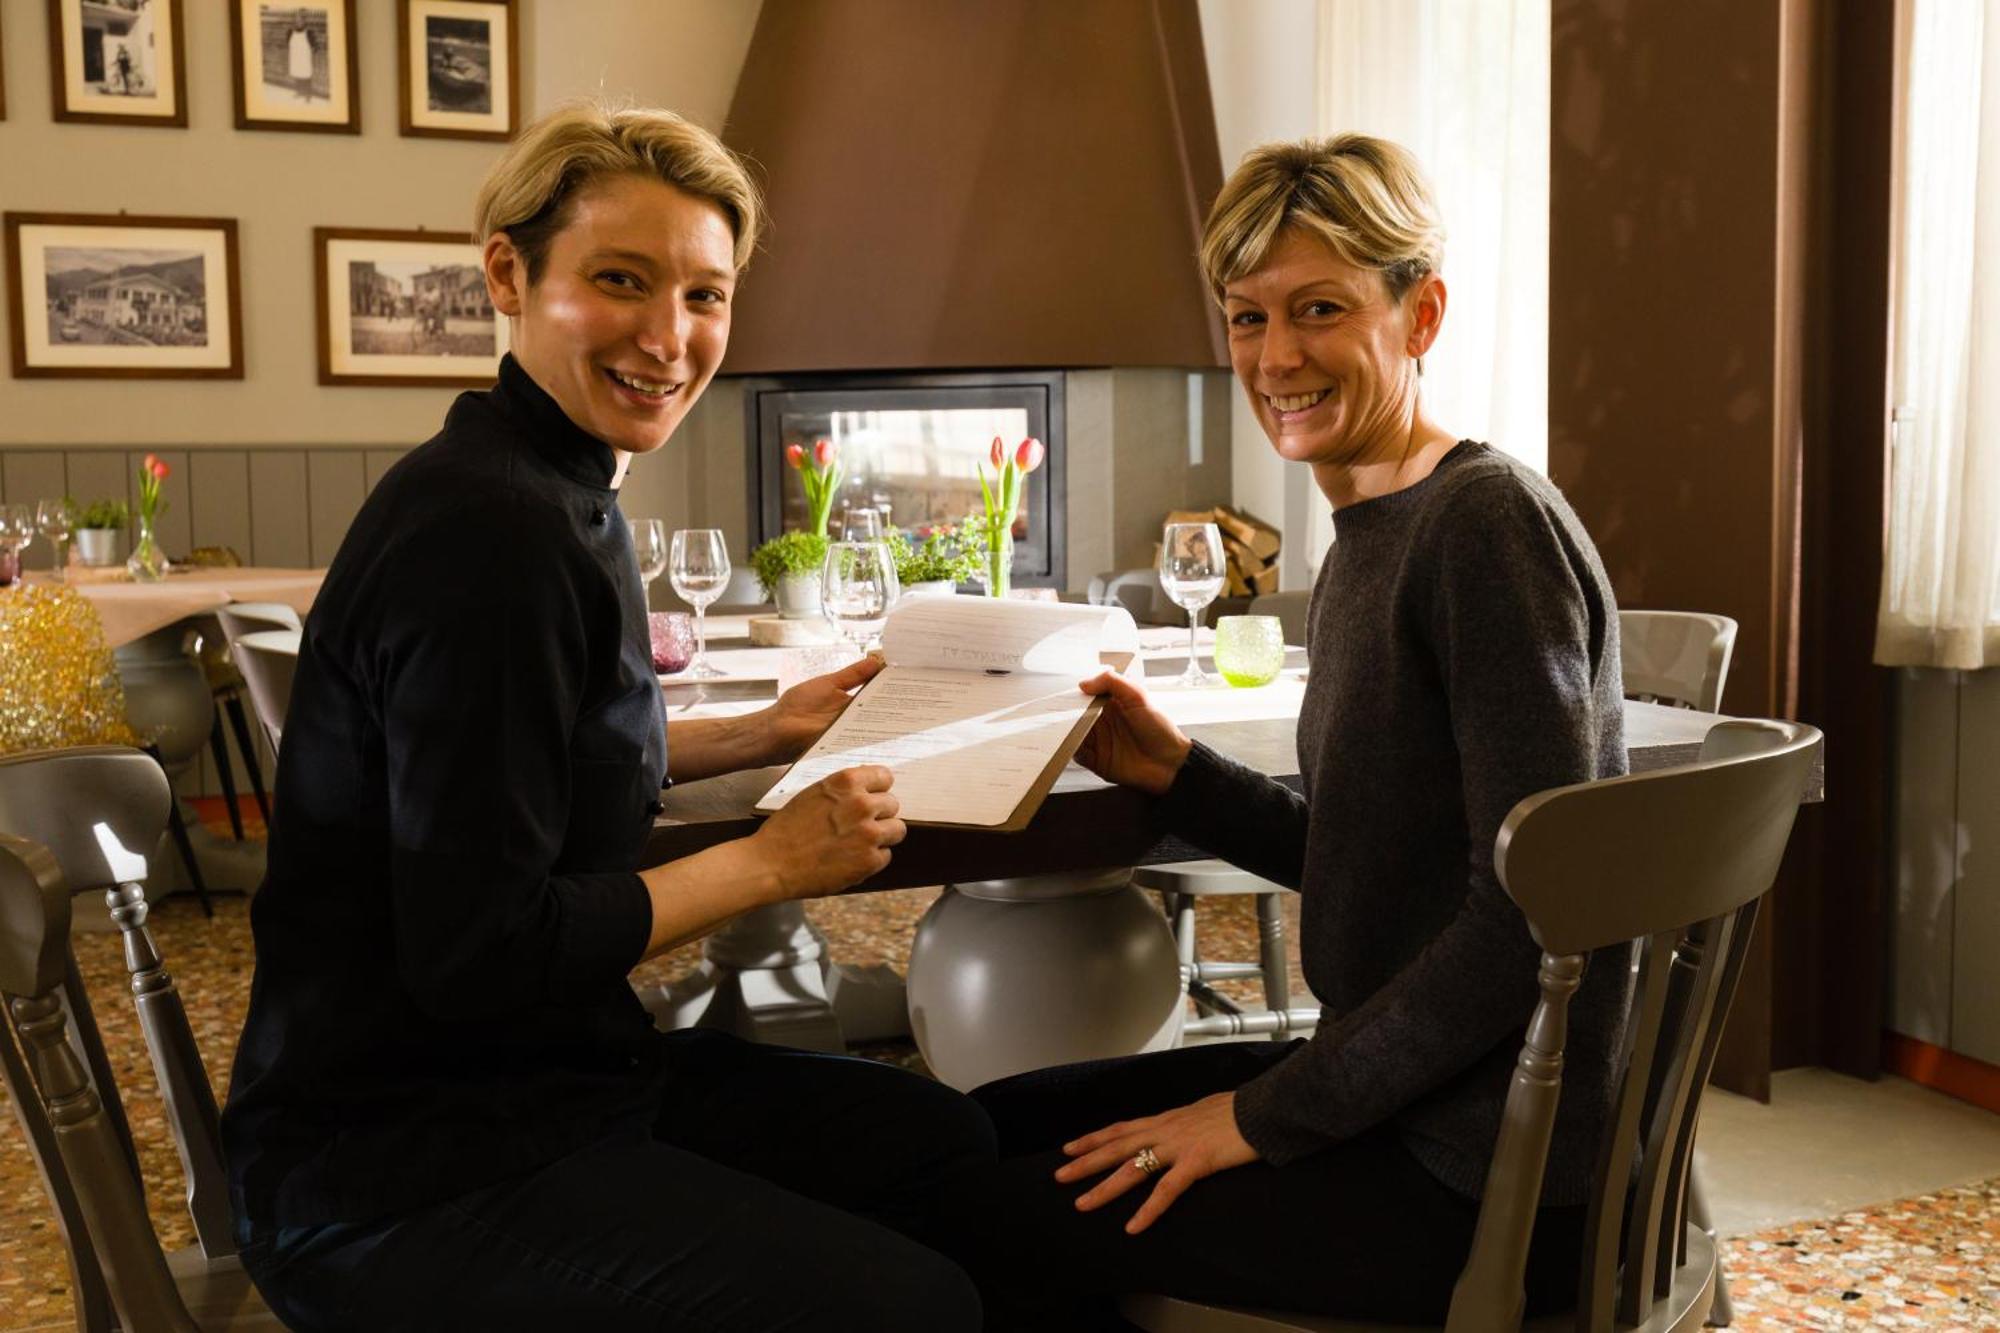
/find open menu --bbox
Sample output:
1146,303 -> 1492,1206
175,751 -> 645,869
754,596 -> 1140,830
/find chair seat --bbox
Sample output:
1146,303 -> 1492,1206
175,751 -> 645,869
1132,859 -> 1282,896
1118,1227 -> 1716,1333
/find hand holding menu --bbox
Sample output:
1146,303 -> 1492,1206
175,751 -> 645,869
755,597 -> 1140,830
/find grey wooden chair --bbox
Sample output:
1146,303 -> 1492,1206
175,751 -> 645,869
228,629 -> 300,756
0,748 -> 281,1330
195,604 -> 301,842
1247,590 -> 1309,647
1119,718 -> 1821,1333
1618,612 -> 1738,713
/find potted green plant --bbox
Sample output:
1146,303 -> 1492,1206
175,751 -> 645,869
67,496 -> 130,567
753,438 -> 841,618
888,525 -> 977,596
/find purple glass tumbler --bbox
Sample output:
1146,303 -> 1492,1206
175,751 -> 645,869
648,611 -> 694,674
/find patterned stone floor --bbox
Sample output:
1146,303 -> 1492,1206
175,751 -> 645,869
3,868 -> 1996,1327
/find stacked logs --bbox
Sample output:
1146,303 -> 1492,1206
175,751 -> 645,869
1161,506 -> 1281,595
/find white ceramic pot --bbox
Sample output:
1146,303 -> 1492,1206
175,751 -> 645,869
76,528 -> 122,567
903,580 -> 957,599
774,570 -> 823,620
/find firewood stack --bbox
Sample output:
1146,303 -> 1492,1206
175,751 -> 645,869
1161,506 -> 1282,596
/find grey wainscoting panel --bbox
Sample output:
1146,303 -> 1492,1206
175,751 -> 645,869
1891,667 -> 1960,1047
64,452 -> 132,525
0,452 -> 69,569
127,450 -> 193,561
248,452 -> 313,569
1953,667 -> 2000,1065
307,453 -> 368,567
188,452 -> 254,563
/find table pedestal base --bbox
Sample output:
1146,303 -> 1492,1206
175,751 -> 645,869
640,901 -> 912,1052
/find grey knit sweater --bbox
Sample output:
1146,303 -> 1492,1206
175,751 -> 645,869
1160,442 -> 1629,1205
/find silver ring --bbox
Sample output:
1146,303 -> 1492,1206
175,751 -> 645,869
1132,1146 -> 1162,1177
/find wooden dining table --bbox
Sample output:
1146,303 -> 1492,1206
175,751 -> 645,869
636,621 -> 1825,1055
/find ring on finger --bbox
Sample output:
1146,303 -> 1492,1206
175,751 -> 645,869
1132,1146 -> 1162,1177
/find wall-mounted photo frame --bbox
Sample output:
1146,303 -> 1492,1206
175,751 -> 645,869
397,0 -> 516,142
5,212 -> 243,380
47,0 -> 187,128
229,0 -> 359,133
315,227 -> 508,387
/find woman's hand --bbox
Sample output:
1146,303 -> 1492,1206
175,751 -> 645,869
1075,671 -> 1194,797
748,764 -> 905,898
1054,1092 -> 1259,1234
759,655 -> 883,764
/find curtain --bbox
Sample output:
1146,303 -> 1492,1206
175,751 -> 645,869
1877,0 -> 2000,670
1301,0 -> 1549,569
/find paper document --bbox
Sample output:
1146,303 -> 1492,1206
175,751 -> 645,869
755,598 -> 1139,829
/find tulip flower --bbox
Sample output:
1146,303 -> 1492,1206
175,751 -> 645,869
785,442 -> 805,469
990,436 -> 1005,469
143,453 -> 159,472
813,437 -> 836,468
1014,438 -> 1044,474
151,460 -> 169,480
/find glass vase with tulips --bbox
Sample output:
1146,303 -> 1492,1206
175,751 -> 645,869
974,436 -> 1044,599
127,454 -> 171,582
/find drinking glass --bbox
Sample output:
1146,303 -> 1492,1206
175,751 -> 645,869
1214,615 -> 1285,687
632,519 -> 668,592
1158,521 -> 1226,687
669,528 -> 732,679
36,499 -> 71,583
821,540 -> 900,653
0,505 -> 34,570
839,507 -> 885,542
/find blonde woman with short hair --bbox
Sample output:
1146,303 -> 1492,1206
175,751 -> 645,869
222,103 -> 989,1331
951,135 -> 1628,1327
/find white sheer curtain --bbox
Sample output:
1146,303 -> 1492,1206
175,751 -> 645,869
1877,0 -> 2000,670
1301,0 -> 1549,568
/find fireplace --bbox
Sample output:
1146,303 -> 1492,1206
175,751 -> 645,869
746,370 -> 1067,589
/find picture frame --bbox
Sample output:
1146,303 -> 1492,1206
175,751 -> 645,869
47,0 -> 187,128
397,0 -> 517,142
5,211 -> 243,380
229,0 -> 360,134
314,226 -> 508,387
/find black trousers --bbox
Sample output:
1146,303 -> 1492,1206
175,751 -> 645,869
239,1029 -> 995,1332
945,1040 -> 1588,1330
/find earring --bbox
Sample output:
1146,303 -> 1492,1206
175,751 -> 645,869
1415,355 -> 1425,378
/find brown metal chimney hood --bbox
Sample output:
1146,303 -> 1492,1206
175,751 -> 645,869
718,0 -> 1228,375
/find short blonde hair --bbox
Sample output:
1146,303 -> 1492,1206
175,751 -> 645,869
474,101 -> 764,283
1201,135 -> 1444,300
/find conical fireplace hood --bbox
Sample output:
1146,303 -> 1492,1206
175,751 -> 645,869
718,0 -> 1228,374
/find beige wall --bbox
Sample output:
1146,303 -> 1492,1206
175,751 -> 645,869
0,0 -> 761,446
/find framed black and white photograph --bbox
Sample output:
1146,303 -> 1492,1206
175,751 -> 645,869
315,227 -> 507,386
47,0 -> 186,128
229,0 -> 358,133
398,0 -> 516,142
5,212 -> 242,379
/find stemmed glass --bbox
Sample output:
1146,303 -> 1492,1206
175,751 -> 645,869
822,540 -> 900,653
669,528 -> 731,679
840,507 -> 885,542
0,506 -> 34,586
36,499 -> 71,583
632,519 -> 668,597
1158,520 -> 1227,687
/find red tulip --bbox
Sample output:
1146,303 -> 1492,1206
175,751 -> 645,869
151,460 -> 169,480
989,437 -> 1005,470
785,442 -> 805,469
1014,438 -> 1045,474
143,453 -> 158,471
813,437 -> 836,468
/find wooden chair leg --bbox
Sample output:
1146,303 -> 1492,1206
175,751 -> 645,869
205,713 -> 245,843
1687,1167 -> 1731,1326
223,695 -> 271,828
142,748 -> 214,920
1255,892 -> 1291,1038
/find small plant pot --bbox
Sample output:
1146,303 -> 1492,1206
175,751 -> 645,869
76,528 -> 122,567
774,571 -> 823,620
903,580 -> 957,599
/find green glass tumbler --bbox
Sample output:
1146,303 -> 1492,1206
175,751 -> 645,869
1214,614 -> 1285,687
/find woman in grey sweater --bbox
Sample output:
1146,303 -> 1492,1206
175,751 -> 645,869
953,136 -> 1628,1327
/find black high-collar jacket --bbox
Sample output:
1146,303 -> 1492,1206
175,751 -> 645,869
223,355 -> 669,1229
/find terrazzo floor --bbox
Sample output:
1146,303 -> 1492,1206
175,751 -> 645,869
3,830 -> 1997,1327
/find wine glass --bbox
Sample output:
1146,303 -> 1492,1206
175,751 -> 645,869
669,528 -> 731,679
1158,521 -> 1227,687
840,507 -> 885,542
0,505 -> 30,587
36,499 -> 71,583
632,519 -> 668,596
821,540 -> 900,653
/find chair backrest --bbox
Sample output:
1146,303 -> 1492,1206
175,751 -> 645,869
1618,610 -> 1737,712
1091,568 -> 1178,625
1247,590 -> 1309,647
1447,719 -> 1820,1331
215,601 -> 302,642
0,749 -> 235,1268
232,629 -> 301,753
0,832 -> 221,1332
